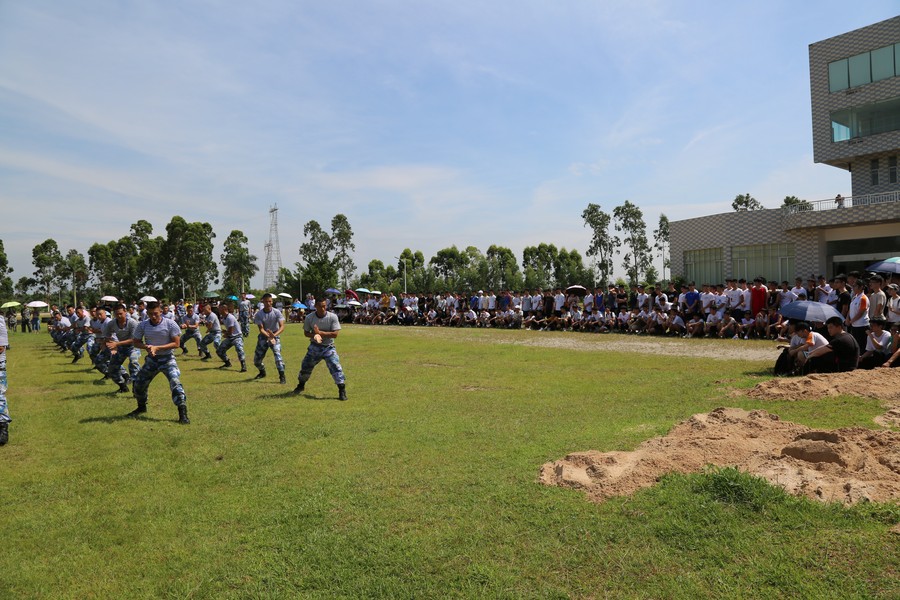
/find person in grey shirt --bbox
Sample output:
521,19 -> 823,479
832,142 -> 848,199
293,297 -> 347,400
104,305 -> 141,393
179,304 -> 202,355
252,293 -> 287,384
199,303 -> 222,361
129,301 -> 190,424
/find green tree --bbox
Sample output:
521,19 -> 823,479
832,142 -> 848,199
108,236 -> 141,301
15,276 -> 36,298
653,213 -> 670,281
732,193 -> 764,212
331,214 -> 356,289
553,248 -> 590,288
429,245 -> 470,289
130,220 -> 166,293
485,245 -> 523,290
59,249 -> 88,306
221,230 -> 259,296
782,195 -> 813,212
582,203 -> 619,286
0,239 -> 13,299
522,243 -> 558,289
298,220 -> 338,297
161,217 -> 218,300
32,239 -> 63,301
87,242 -> 115,294
613,201 -> 652,285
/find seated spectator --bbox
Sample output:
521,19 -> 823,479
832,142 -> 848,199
800,316 -> 859,373
858,318 -> 891,369
878,323 -> 900,368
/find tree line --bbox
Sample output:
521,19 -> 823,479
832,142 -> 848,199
1,200 -> 688,304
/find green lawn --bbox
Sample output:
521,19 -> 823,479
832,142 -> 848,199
1,325 -> 897,598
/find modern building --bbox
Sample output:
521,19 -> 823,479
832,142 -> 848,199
670,16 -> 900,284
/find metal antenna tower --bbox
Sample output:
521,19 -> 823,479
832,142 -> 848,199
263,204 -> 283,289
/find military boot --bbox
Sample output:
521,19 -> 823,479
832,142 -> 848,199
177,404 -> 190,425
127,401 -> 147,417
338,384 -> 347,401
239,361 -> 247,373
278,371 -> 286,384
0,422 -> 8,446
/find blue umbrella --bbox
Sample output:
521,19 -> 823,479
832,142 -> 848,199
865,257 -> 900,274
325,288 -> 341,294
292,302 -> 303,309
228,295 -> 238,300
778,301 -> 843,323
355,288 -> 371,294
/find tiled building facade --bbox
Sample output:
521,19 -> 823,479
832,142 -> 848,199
669,17 -> 900,284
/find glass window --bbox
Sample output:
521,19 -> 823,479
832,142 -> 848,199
683,248 -> 723,285
849,53 -> 872,88
896,44 -> 900,77
872,46 -> 895,82
890,156 -> 897,184
730,244 -> 795,283
829,59 -> 849,92
871,159 -> 879,186
830,95 -> 900,141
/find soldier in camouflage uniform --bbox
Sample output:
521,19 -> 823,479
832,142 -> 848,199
252,293 -> 287,384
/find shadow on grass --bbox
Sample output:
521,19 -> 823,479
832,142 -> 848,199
744,368 -> 775,377
79,414 -> 171,424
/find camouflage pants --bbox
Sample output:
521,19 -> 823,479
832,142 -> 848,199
298,344 -> 345,385
198,331 -> 221,355
240,314 -> 250,337
0,352 -> 9,423
133,354 -> 186,406
180,329 -> 202,351
108,346 -> 142,384
217,336 -> 245,363
72,332 -> 93,359
253,334 -> 284,373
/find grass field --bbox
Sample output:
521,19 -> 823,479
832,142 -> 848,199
1,325 -> 898,598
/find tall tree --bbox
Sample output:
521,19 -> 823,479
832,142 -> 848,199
129,220 -> 166,293
221,230 -> 259,296
87,242 -> 115,294
108,236 -> 141,301
330,214 -> 356,289
0,239 -> 13,298
59,249 -> 88,306
485,245 -> 523,290
782,195 -> 813,211
652,214 -> 670,281
613,201 -> 652,285
553,248 -> 590,288
429,245 -> 469,287
32,239 -> 63,301
164,217 -> 218,300
15,276 -> 36,298
298,220 -> 338,297
581,203 -> 619,286
732,193 -> 764,212
522,243 -> 558,289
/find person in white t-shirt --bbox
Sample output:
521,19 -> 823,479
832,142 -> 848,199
859,318 -> 892,369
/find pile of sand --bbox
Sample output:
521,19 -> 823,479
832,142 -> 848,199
540,407 -> 900,505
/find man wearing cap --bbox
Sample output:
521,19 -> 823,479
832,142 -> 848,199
253,293 -> 287,384
129,301 -> 190,423
293,296 -> 347,401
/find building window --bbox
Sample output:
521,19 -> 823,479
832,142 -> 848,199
871,159 -> 880,186
828,42 -> 900,92
683,248 -> 723,285
730,244 -> 795,283
830,95 -> 900,142
890,156 -> 898,184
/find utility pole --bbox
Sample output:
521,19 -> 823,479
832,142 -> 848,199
394,256 -> 408,294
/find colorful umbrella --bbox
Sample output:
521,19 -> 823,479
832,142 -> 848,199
865,257 -> 900,274
345,289 -> 359,301
778,301 -> 843,323
355,288 -> 371,294
0,301 -> 21,309
325,288 -> 341,295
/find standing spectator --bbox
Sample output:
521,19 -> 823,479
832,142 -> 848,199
886,284 -> 900,325
847,279 -> 870,350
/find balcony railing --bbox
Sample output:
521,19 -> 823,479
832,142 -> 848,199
782,190 -> 900,215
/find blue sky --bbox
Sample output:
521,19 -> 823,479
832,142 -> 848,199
1,1 -> 897,290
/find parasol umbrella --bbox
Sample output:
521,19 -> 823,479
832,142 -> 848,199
245,294 -> 255,299
277,292 -> 293,299
347,300 -> 361,307
292,302 -> 303,309
100,295 -> 118,303
228,295 -> 238,300
865,257 -> 900,274
345,289 -> 359,301
371,290 -> 382,295
26,300 -> 48,308
1,301 -> 21,309
355,288 -> 371,294
778,301 -> 843,323
565,285 -> 588,296
140,295 -> 158,303
325,287 -> 341,295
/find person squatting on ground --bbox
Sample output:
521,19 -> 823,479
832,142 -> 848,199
179,304 -> 202,355
216,302 -> 246,372
293,297 -> 347,401
253,293 -> 286,384
199,303 -> 222,361
104,305 -> 142,394
129,301 -> 190,424
0,312 -> 10,445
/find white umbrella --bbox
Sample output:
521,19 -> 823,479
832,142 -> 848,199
347,300 -> 361,307
277,292 -> 293,299
26,300 -> 49,308
245,293 -> 255,299
100,295 -> 119,302
371,290 -> 382,295
140,295 -> 158,302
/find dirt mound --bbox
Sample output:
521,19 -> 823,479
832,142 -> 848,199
746,368 -> 900,403
540,408 -> 900,505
